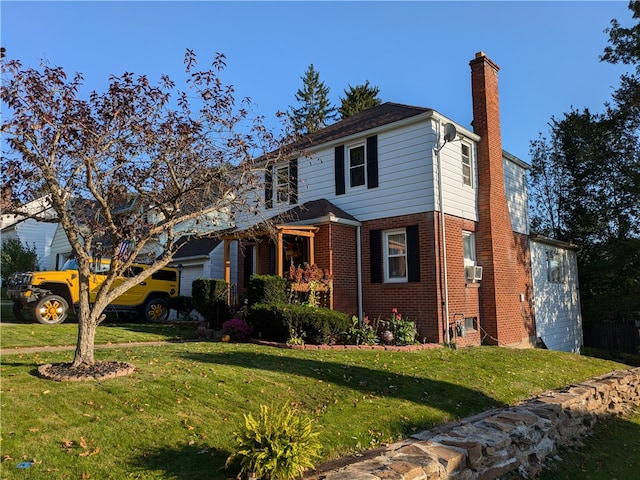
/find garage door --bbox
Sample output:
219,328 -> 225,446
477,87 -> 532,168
180,265 -> 203,297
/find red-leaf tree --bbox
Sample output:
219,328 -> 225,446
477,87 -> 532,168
1,50 -> 290,368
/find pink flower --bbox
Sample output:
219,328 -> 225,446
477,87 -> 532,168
391,308 -> 398,314
364,316 -> 370,325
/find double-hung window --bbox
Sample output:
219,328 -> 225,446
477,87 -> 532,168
462,231 -> 476,266
383,229 -> 407,282
348,143 -> 366,188
275,164 -> 290,204
546,250 -> 565,283
461,143 -> 473,187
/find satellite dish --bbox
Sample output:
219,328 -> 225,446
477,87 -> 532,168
443,123 -> 457,142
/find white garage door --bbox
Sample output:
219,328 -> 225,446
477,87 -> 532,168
180,265 -> 204,297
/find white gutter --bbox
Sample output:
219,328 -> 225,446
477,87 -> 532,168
357,224 -> 363,325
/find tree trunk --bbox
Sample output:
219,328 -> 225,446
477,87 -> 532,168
72,313 -> 98,367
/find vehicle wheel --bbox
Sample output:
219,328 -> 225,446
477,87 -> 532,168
12,301 -> 27,322
143,298 -> 169,323
33,295 -> 69,325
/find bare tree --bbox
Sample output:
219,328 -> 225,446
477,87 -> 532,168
1,50 -> 290,368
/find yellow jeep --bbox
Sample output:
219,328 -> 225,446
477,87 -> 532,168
7,258 -> 179,325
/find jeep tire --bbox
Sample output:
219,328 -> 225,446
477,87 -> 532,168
12,301 -> 26,322
33,295 -> 69,325
143,297 -> 169,323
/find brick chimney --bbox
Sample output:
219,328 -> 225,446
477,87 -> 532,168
470,52 -> 532,346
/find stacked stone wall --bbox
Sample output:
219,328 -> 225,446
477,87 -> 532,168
309,367 -> 640,480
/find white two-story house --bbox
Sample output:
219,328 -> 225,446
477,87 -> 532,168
223,52 -> 584,350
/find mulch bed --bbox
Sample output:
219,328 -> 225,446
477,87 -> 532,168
37,361 -> 136,382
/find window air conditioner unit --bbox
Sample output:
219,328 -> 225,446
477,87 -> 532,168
465,265 -> 483,282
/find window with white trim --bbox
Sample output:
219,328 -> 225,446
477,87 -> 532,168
383,229 -> 407,282
461,143 -> 473,187
275,164 -> 290,204
462,231 -> 476,266
348,143 -> 366,188
546,250 -> 565,283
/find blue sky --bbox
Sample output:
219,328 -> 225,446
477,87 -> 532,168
1,1 -> 634,161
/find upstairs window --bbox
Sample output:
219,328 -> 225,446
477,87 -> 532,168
276,164 -> 290,204
462,143 -> 473,187
349,144 -> 366,188
265,158 -> 298,208
335,136 -> 378,195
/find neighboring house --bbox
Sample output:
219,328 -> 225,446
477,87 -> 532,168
1,196 -> 57,271
218,51 -> 582,351
170,236 -> 238,297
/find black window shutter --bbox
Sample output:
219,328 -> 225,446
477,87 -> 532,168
366,135 -> 379,189
289,158 -> 298,204
335,145 -> 345,195
407,224 -> 421,282
265,166 -> 273,209
370,229 -> 382,283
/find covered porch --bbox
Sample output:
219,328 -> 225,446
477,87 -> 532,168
221,224 -> 333,307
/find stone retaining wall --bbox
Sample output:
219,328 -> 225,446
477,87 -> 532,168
309,367 -> 640,480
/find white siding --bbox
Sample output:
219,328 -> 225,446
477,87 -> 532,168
209,241 -> 237,284
299,122 -> 438,221
531,239 -> 583,352
296,119 -> 479,223
438,137 -> 477,221
503,156 -> 530,235
2,219 -> 57,271
49,224 -> 72,269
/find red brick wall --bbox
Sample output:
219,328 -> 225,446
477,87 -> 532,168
314,223 -> 359,315
359,212 -> 487,346
361,213 -> 440,343
470,52 -> 536,346
442,217 -> 482,347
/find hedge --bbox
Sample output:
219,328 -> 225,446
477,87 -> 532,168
248,303 -> 351,345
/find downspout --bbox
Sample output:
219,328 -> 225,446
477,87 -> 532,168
435,121 -> 451,345
357,225 -> 364,325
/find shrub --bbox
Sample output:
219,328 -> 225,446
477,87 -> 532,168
222,318 -> 252,342
247,275 -> 288,306
248,303 -> 350,345
191,278 -> 228,328
226,402 -> 321,480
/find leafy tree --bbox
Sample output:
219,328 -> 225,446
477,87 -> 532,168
1,238 -> 38,280
528,1 -> 640,323
289,64 -> 336,135
1,50 -> 289,368
338,80 -> 381,118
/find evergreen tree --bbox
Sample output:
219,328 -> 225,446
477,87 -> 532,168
289,64 -> 336,135
338,81 -> 382,118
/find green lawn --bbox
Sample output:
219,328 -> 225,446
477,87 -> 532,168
0,323 -> 634,479
538,409 -> 640,480
0,321 -> 199,350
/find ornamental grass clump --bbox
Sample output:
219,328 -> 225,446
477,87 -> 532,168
226,402 -> 322,480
